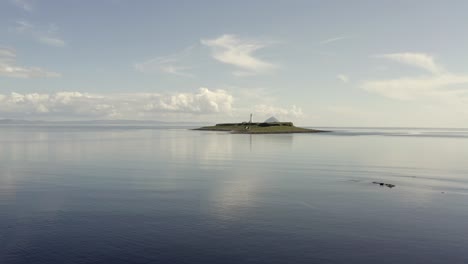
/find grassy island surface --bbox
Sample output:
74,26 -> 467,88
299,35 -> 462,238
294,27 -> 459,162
193,122 -> 329,134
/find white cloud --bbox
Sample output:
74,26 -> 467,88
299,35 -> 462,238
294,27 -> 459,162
228,86 -> 305,121
376,53 -> 443,74
0,88 -> 234,119
159,65 -> 192,77
320,35 -> 348,45
142,88 -> 233,114
0,48 -> 60,78
134,46 -> 194,77
362,52 -> 468,101
337,74 -> 349,83
13,20 -> 66,47
201,34 -> 277,76
254,104 -> 303,120
0,65 -> 61,78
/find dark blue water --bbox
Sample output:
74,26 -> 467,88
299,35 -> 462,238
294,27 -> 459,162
1,125 -> 468,263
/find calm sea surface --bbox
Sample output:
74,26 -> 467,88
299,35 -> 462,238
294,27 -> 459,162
1,125 -> 468,263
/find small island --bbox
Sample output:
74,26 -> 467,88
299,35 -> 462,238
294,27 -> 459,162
194,116 -> 329,134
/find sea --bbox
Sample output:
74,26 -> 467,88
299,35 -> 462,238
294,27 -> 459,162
1,124 -> 468,264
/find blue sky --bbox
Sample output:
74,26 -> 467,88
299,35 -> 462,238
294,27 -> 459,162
1,0 -> 468,126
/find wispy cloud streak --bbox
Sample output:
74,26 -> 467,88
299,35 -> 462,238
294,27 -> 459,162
201,34 -> 278,76
0,48 -> 60,78
13,20 -> 66,47
10,0 -> 33,12
375,53 -> 443,74
134,46 -> 194,77
337,74 -> 349,83
320,35 -> 348,45
362,52 -> 468,101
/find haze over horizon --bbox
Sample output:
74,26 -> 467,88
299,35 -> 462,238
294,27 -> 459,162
1,0 -> 468,127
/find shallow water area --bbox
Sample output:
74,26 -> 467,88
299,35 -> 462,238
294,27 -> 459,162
1,125 -> 468,263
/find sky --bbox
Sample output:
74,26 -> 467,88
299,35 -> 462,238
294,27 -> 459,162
1,0 -> 468,126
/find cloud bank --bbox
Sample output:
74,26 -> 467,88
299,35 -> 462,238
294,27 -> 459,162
0,88 -> 234,119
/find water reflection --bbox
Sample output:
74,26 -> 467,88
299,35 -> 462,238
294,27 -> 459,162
2,126 -> 468,263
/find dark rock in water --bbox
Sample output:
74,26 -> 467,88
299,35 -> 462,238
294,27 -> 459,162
372,181 -> 396,188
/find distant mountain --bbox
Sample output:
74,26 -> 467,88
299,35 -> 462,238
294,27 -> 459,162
0,119 -> 207,125
0,119 -> 44,124
264,116 -> 280,123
